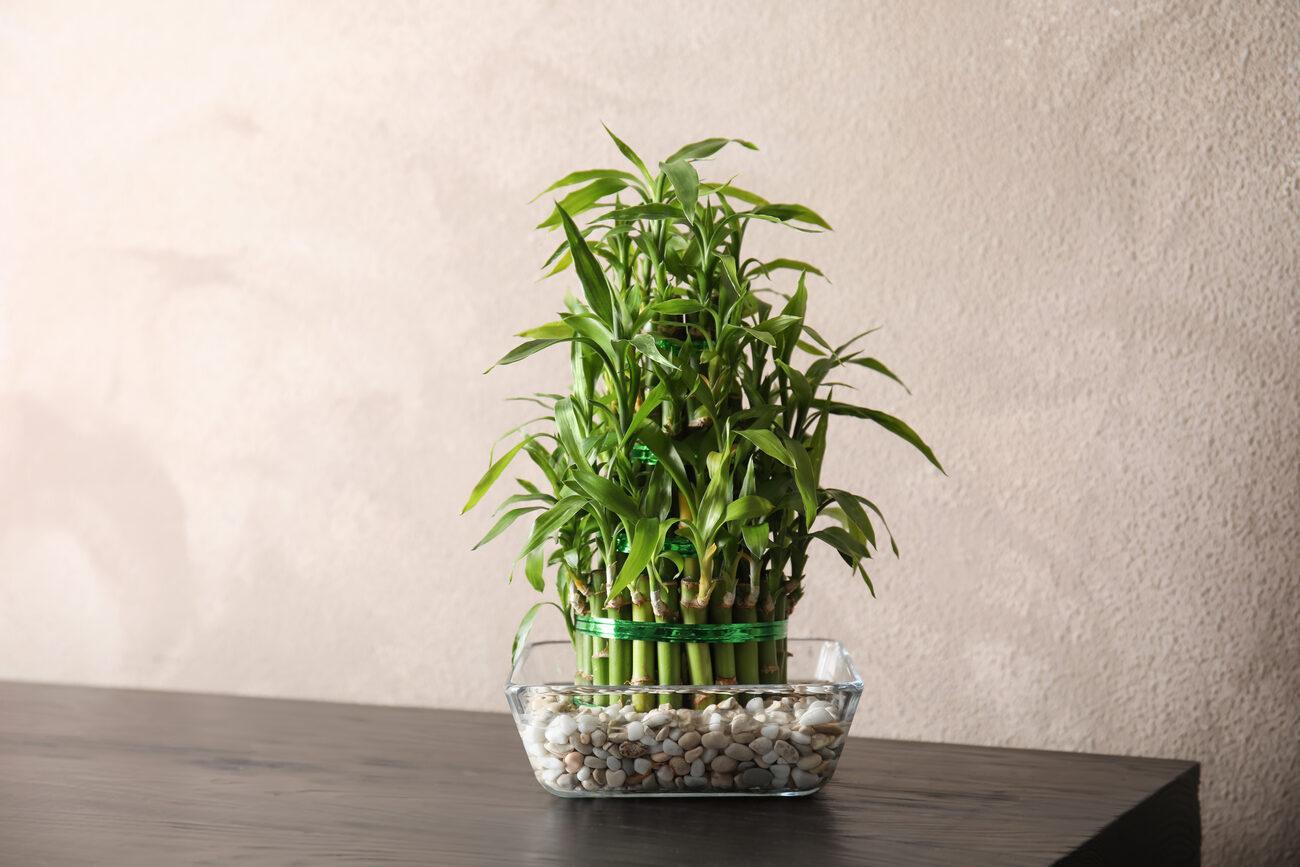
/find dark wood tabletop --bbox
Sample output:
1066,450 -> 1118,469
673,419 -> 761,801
0,680 -> 1198,866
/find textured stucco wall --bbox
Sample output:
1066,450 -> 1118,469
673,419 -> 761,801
2,1 -> 1297,861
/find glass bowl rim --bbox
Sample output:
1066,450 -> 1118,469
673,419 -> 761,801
505,637 -> 863,695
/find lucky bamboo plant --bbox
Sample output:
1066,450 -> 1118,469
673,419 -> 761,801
466,128 -> 942,710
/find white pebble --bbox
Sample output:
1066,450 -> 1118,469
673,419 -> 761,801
577,767 -> 592,782
634,758 -> 652,774
525,742 -> 546,758
541,756 -> 563,770
790,729 -> 812,745
656,765 -> 675,786
626,721 -> 645,741
662,739 -> 684,756
760,724 -> 780,740
606,756 -> 622,771
553,715 -> 579,736
762,751 -> 779,765
683,775 -> 707,789
643,711 -> 671,727
524,725 -> 547,744
771,764 -> 791,786
690,759 -> 705,777
797,707 -> 835,727
745,697 -> 765,715
590,730 -> 607,747
577,715 -> 599,733
791,768 -> 821,789
542,767 -> 563,783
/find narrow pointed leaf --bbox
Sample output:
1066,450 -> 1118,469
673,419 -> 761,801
630,333 -> 680,370
557,205 -> 614,325
610,517 -> 663,598
537,178 -> 629,229
737,429 -> 794,467
531,169 -> 640,203
571,467 -> 641,525
516,321 -> 574,339
487,338 -> 566,371
603,123 -> 651,182
665,137 -> 758,164
524,543 -> 545,591
473,505 -> 543,550
660,159 -> 699,221
462,440 -> 527,513
512,601 -> 570,667
749,258 -> 826,280
725,495 -> 773,524
817,402 -> 944,473
751,203 -> 832,230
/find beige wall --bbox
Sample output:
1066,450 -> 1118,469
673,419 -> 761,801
2,1 -> 1297,861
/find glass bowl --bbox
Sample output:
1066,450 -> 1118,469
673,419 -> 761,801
505,638 -> 862,797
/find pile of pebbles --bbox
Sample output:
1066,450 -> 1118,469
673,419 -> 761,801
517,694 -> 847,795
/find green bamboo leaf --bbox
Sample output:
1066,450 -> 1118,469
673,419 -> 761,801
553,398 -> 588,466
741,521 -> 769,559
775,359 -> 812,407
824,488 -> 876,550
647,298 -> 707,315
462,440 -> 527,513
847,357 -> 911,393
856,563 -> 876,598
703,183 -> 769,206
660,159 -> 699,222
603,123 -> 651,182
531,169 -> 640,203
816,401 -> 945,474
739,326 -> 776,347
665,137 -> 759,163
524,543 -> 545,591
630,333 -> 680,370
802,325 -> 834,353
473,505 -> 543,550
561,313 -> 616,363
725,495 -> 774,524
610,517 -> 665,598
750,203 -> 832,230
812,526 -> 871,564
486,338 -> 566,371
557,205 -> 615,326
516,321 -> 574,339
857,496 -> 899,556
737,429 -> 794,467
619,382 -> 668,447
512,601 -> 571,667
537,177 -> 629,229
519,496 -> 587,558
571,467 -> 641,525
780,433 -> 819,527
636,424 -> 690,494
748,258 -> 826,280
597,203 -> 684,222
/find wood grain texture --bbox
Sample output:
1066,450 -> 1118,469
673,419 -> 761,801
0,681 -> 1199,866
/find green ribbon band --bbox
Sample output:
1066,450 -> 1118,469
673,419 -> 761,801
630,443 -> 659,466
653,338 -> 709,355
575,615 -> 788,643
613,531 -> 697,557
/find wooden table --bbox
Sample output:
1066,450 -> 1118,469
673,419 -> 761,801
0,681 -> 1199,865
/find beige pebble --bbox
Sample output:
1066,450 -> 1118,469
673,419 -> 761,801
710,754 -> 738,773
724,743 -> 755,761
563,752 -> 584,773
773,740 -> 799,763
709,771 -> 733,790
701,731 -> 730,750
650,752 -> 669,762
796,753 -> 822,771
684,746 -> 703,763
749,737 -> 774,755
678,730 -> 702,751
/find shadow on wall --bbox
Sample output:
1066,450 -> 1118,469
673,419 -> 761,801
0,393 -> 193,683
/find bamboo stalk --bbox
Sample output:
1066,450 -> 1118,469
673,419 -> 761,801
757,578 -> 781,685
630,572 -> 657,711
680,558 -> 715,708
651,571 -> 683,708
607,588 -> 633,695
588,586 -> 609,706
733,565 -> 761,691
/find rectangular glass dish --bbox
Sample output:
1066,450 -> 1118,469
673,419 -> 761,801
505,638 -> 863,797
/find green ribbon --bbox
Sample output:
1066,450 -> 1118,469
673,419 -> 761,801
653,338 -> 709,355
575,615 -> 787,643
613,531 -> 697,557
630,443 -> 659,466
